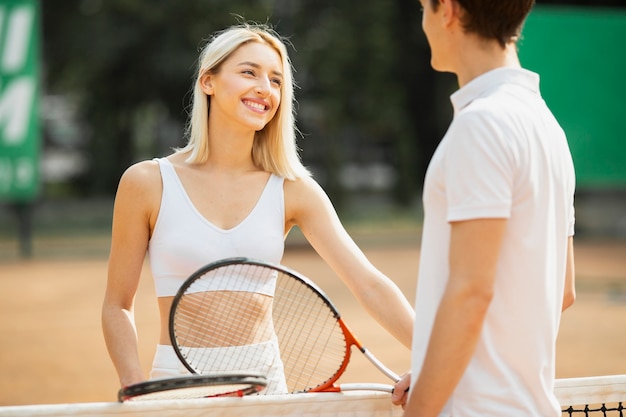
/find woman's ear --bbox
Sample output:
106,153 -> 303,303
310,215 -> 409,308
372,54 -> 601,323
199,71 -> 214,95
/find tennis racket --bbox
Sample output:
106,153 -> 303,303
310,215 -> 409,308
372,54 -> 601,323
169,257 -> 401,394
118,373 -> 267,402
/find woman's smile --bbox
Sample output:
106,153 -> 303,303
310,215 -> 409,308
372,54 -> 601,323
242,98 -> 269,112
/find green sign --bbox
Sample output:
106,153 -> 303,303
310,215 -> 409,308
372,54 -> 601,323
520,6 -> 626,188
0,0 -> 40,201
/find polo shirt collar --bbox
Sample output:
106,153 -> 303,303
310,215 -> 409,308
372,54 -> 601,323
450,67 -> 540,115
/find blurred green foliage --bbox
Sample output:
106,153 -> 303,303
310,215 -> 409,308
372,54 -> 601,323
41,0 -> 453,207
40,0 -> 624,206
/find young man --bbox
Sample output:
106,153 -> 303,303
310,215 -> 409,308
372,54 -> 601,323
392,0 -> 576,416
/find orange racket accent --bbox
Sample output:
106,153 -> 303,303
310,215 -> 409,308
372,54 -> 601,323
308,318 -> 359,392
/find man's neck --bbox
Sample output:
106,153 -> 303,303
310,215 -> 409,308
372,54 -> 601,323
454,40 -> 521,88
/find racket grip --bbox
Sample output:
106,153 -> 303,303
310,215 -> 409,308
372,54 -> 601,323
362,348 -> 400,382
338,383 -> 394,393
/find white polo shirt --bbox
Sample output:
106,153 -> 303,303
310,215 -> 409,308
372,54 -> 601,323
411,67 -> 575,417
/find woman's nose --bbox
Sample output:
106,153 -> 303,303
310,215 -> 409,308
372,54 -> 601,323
255,77 -> 271,96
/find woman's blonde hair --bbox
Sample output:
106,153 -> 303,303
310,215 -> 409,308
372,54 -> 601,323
177,22 -> 310,180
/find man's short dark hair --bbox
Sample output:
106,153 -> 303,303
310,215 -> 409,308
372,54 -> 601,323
428,0 -> 535,47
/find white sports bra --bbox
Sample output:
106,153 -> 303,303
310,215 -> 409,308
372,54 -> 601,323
148,158 -> 285,297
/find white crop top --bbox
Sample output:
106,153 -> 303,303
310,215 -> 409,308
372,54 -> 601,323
148,158 -> 285,297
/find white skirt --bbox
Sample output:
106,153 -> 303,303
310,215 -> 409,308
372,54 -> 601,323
150,341 -> 288,395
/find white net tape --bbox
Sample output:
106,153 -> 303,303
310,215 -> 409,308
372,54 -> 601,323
1,376 -> 625,417
0,391 -> 402,417
555,375 -> 626,415
555,375 -> 626,406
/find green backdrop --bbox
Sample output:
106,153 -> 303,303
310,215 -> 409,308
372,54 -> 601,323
519,6 -> 626,188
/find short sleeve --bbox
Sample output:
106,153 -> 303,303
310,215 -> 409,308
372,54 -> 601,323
444,109 -> 516,222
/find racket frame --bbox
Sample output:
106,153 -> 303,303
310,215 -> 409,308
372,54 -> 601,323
118,373 -> 267,402
169,257 -> 400,393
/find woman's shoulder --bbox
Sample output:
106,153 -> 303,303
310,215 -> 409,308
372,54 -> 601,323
116,159 -> 163,196
283,175 -> 331,210
284,174 -> 320,194
122,159 -> 160,181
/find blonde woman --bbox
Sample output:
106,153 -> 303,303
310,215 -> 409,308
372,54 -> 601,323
102,22 -> 414,395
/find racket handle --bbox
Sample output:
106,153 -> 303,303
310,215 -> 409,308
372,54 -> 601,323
338,383 -> 394,392
362,348 -> 401,382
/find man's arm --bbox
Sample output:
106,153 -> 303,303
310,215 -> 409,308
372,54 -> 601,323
402,218 -> 506,417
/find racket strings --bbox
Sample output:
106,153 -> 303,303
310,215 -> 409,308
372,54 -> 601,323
272,274 -> 347,391
174,266 -> 276,374
171,263 -> 351,393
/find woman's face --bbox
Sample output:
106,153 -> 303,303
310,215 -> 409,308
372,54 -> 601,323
202,41 -> 284,133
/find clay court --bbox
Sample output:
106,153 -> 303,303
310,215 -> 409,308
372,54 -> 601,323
0,234 -> 625,406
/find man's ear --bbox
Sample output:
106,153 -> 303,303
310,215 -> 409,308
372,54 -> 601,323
199,71 -> 214,95
439,0 -> 458,27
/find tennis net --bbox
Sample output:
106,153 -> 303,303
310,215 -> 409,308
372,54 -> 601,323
0,375 -> 624,416
555,375 -> 626,416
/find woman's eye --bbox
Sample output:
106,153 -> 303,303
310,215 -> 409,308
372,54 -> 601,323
271,78 -> 282,87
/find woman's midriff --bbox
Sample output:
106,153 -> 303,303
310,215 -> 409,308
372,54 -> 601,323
158,292 -> 274,347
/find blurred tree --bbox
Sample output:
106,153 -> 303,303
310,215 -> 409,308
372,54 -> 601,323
287,1 -> 408,205
42,0 -> 276,195
277,0 -> 447,206
42,0 -> 438,207
43,1 -> 615,204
